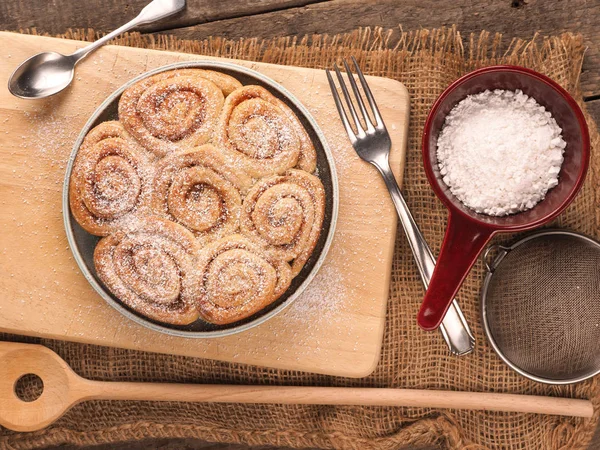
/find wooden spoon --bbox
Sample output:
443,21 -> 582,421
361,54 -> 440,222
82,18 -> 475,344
0,341 -> 593,432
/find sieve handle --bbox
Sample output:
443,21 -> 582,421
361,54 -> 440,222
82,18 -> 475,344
418,212 -> 495,331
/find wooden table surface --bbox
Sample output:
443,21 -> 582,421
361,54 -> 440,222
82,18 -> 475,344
2,0 -> 599,125
2,1 -> 599,449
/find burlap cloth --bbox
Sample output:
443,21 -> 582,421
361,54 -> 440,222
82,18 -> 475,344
1,26 -> 599,450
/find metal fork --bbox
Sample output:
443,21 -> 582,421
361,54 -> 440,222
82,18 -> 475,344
326,57 -> 475,356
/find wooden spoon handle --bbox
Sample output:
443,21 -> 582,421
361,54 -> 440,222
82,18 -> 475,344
83,382 -> 594,418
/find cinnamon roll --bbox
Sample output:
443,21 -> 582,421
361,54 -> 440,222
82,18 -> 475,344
214,85 -> 317,177
240,169 -> 325,276
195,234 -> 292,324
119,69 -> 234,157
69,121 -> 153,236
94,217 -> 201,325
151,144 -> 252,246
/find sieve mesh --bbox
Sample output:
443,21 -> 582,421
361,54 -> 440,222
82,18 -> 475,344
483,231 -> 600,382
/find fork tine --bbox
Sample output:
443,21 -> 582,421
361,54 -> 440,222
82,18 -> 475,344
351,56 -> 384,128
326,69 -> 357,143
333,64 -> 365,135
342,59 -> 375,132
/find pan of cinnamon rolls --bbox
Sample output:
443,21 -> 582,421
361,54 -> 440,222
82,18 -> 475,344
63,61 -> 338,336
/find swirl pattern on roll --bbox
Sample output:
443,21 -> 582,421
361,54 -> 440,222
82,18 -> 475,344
69,121 -> 153,236
215,86 -> 317,177
170,69 -> 243,97
119,69 -> 238,157
241,169 -> 325,276
151,144 -> 253,246
195,234 -> 292,324
94,217 -> 201,325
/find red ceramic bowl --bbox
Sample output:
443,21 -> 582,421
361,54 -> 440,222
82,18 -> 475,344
419,65 -> 590,331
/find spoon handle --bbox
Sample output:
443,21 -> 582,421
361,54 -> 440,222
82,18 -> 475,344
80,381 -> 593,418
70,0 -> 185,63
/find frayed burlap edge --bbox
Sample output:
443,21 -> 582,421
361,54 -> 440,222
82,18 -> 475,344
14,25 -> 586,94
1,26 -> 598,450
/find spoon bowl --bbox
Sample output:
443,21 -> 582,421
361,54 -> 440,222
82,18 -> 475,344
8,52 -> 75,99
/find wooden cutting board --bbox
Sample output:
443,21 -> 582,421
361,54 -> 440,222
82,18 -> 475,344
0,32 -> 409,378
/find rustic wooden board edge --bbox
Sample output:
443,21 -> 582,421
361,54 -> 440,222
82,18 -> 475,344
0,33 -> 410,377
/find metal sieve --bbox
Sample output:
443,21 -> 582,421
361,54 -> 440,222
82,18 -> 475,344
481,230 -> 600,384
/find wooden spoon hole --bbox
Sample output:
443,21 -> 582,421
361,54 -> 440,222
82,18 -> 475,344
14,373 -> 44,403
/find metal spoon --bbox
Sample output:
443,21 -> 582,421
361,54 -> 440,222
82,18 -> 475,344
8,0 -> 185,99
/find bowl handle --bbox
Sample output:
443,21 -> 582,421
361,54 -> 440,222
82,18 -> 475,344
417,212 -> 494,331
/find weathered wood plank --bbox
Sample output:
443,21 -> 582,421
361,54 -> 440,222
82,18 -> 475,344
1,0 -> 598,97
156,0 -> 600,99
586,99 -> 600,130
0,0 -> 328,35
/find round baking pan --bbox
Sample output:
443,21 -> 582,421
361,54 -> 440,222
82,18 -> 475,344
63,61 -> 339,338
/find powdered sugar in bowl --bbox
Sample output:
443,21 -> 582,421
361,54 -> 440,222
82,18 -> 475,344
418,65 -> 590,331
436,89 -> 566,216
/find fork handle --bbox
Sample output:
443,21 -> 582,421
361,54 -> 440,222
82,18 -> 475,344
372,158 -> 475,355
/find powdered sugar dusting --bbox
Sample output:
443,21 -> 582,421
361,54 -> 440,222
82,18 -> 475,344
23,110 -> 81,169
286,262 -> 345,325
